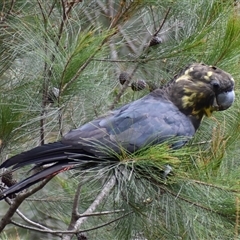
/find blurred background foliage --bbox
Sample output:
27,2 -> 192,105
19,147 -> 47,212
1,0 -> 240,239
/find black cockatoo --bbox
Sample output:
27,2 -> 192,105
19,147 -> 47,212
0,63 -> 235,200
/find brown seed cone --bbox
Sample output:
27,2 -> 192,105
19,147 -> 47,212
76,233 -> 88,240
131,79 -> 147,91
119,72 -> 130,85
149,36 -> 162,47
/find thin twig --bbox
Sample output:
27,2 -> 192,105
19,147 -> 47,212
150,5 -> 157,32
0,0 -> 15,22
7,0 -> 15,15
47,1 -> 57,18
67,183 -> 82,230
96,0 -> 108,15
191,179 -> 240,193
154,7 -> 171,36
25,196 -> 73,202
92,58 -> 141,63
62,51 -> 100,93
15,208 -> 52,231
37,0 -> 46,23
76,175 -> 116,226
10,219 -> 61,236
62,175 -> 116,240
108,31 -> 121,89
1,0 -> 6,16
10,210 -> 132,235
61,3 -> 133,93
76,210 -> 133,233
107,0 -> 115,19
118,25 -> 138,54
61,29 -> 116,93
109,7 -> 172,110
57,0 -> 67,47
45,0 -> 77,138
109,0 -> 125,29
62,1 -> 140,96
78,209 -> 125,218
235,197 -> 239,240
109,65 -> 139,110
37,0 -> 49,145
82,7 -> 94,23
159,184 -> 234,219
0,176 -> 54,232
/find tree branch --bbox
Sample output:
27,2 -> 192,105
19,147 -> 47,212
0,0 -> 15,23
61,175 -> 116,240
109,7 -> 172,110
78,209 -> 125,218
10,219 -> 61,236
10,210 -> 132,236
154,7 -> 171,36
67,183 -> 82,230
0,176 -> 54,232
15,208 -> 52,231
109,64 -> 139,110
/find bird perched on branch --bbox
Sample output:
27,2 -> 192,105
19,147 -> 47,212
0,63 -> 235,200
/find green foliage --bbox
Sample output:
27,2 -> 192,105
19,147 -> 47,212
0,104 -> 22,148
1,0 -> 240,239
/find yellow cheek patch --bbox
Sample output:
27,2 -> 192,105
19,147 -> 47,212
175,75 -> 190,82
204,75 -> 210,81
190,92 -> 197,100
204,107 -> 213,117
182,90 -> 213,117
207,71 -> 213,77
185,67 -> 194,75
182,96 -> 192,108
192,107 -> 212,118
183,87 -> 192,94
203,71 -> 213,81
182,92 -> 197,108
192,108 -> 201,117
